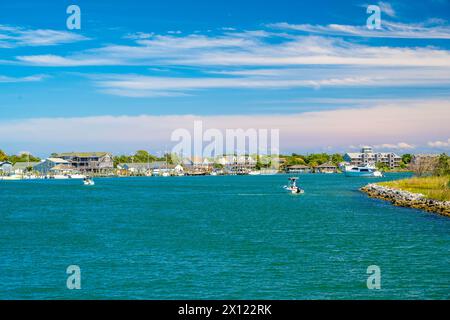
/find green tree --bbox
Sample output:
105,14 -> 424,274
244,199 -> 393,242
133,150 -> 157,163
434,153 -> 450,176
287,157 -> 306,166
8,152 -> 40,164
376,162 -> 389,171
158,153 -> 174,164
213,163 -> 224,170
331,153 -> 344,165
306,153 -> 329,165
402,154 -> 412,164
0,149 -> 7,162
255,155 -> 262,170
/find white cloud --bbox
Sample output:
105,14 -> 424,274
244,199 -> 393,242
16,54 -> 124,67
14,32 -> 450,68
0,74 -> 47,83
0,25 -> 88,48
374,142 -> 415,149
0,101 -> 448,153
90,66 -> 450,97
377,2 -> 396,18
123,32 -> 154,40
428,138 -> 450,148
267,20 -> 450,39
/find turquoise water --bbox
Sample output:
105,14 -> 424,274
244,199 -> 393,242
0,173 -> 449,299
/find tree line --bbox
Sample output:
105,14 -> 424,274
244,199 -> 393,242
0,150 -> 41,164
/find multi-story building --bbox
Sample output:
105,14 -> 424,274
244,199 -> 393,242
344,146 -> 401,169
56,152 -> 114,173
34,158 -> 71,174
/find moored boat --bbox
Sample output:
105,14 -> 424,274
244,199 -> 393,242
343,164 -> 383,177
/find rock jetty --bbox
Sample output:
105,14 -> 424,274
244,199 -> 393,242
360,184 -> 450,217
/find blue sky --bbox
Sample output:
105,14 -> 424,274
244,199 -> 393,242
0,0 -> 450,156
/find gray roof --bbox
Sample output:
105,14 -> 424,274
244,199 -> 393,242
121,161 -> 175,169
56,152 -> 111,157
120,163 -> 151,170
317,162 -> 337,168
12,162 -> 40,169
287,165 -> 310,169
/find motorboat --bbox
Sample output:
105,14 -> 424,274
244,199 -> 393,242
83,177 -> 95,186
283,177 -> 304,194
0,175 -> 22,180
343,164 -> 383,177
68,174 -> 86,179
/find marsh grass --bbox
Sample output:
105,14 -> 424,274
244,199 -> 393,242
379,176 -> 450,201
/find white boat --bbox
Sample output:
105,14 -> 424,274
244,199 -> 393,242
344,164 -> 383,177
283,177 -> 304,194
52,174 -> 70,179
68,174 -> 86,179
0,175 -> 22,180
248,170 -> 261,175
260,169 -> 278,175
22,175 -> 39,180
83,177 -> 95,186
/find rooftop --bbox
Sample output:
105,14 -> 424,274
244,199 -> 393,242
317,162 -> 337,168
56,152 -> 111,157
287,164 -> 310,169
12,162 -> 40,169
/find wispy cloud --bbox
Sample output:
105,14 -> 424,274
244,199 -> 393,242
14,32 -> 450,69
376,2 -> 396,17
16,54 -> 124,67
428,138 -> 450,148
374,142 -> 415,150
90,65 -> 450,97
0,25 -> 88,48
267,20 -> 450,39
0,74 -> 48,83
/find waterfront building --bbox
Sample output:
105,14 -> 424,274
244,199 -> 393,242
49,164 -> 78,175
12,162 -> 40,174
34,158 -> 71,174
190,157 -> 214,170
0,161 -> 13,175
226,155 -> 257,174
119,163 -> 151,175
316,162 -> 338,173
285,165 -> 311,173
181,158 -> 194,168
343,146 -> 401,169
56,152 -> 114,173
148,161 -> 176,175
